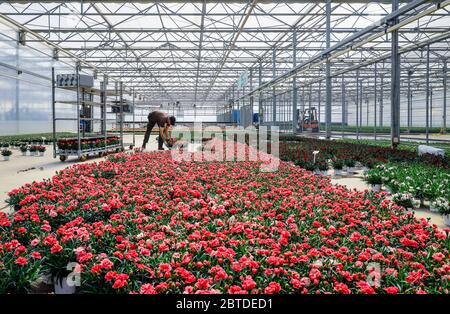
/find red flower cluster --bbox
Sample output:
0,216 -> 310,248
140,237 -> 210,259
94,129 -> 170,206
279,137 -> 449,169
1,139 -> 449,294
57,136 -> 120,151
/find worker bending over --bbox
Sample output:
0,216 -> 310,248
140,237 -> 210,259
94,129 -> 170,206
142,111 -> 176,150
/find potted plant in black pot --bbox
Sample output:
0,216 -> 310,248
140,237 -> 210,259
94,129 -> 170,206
2,149 -> 12,161
44,244 -> 79,294
331,159 -> 344,176
344,159 -> 356,174
37,145 -> 46,157
29,145 -> 38,156
364,169 -> 383,192
392,192 -> 418,212
317,161 -> 329,176
433,198 -> 450,226
19,145 -> 28,156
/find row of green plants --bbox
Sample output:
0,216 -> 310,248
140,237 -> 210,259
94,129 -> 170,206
319,124 -> 445,134
289,157 -> 358,174
19,145 -> 47,154
1,145 -> 47,160
364,163 -> 450,217
0,132 -> 75,146
337,138 -> 450,157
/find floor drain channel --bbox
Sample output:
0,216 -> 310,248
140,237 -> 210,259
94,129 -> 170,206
17,167 -> 43,173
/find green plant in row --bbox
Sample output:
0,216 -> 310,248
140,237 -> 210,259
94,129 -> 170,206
318,124 -> 445,134
369,162 -> 450,204
337,138 -> 450,157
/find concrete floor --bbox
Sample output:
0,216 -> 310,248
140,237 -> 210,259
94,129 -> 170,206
0,134 -> 446,229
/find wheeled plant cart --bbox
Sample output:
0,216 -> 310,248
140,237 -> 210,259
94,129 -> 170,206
51,63 -> 124,162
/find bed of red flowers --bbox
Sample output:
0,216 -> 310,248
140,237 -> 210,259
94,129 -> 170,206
279,136 -> 449,169
57,136 -> 120,151
0,140 -> 449,294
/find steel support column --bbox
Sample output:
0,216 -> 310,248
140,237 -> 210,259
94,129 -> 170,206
258,62 -> 263,125
51,67 -> 56,158
391,0 -> 401,148
272,49 -> 277,125
76,62 -> 81,157
249,68 -> 254,125
242,80 -> 245,126
237,86 -> 240,112
100,81 -> 106,138
410,92 -> 413,130
301,86 -> 305,133
292,29 -> 298,134
444,60 -> 447,132
407,70 -> 413,131
380,75 -> 384,127
359,79 -> 363,139
325,0 -> 332,139
366,96 -> 369,126
119,81 -> 124,148
232,84 -> 235,108
430,88 -> 433,129
341,75 -> 345,138
426,44 -> 430,143
356,69 -> 360,139
132,87 -> 135,147
102,75 -> 107,148
374,63 -> 377,140
15,34 -> 20,134
309,84 -> 312,112
318,81 -> 322,129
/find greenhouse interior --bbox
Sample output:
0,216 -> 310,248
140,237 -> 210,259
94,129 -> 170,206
0,0 -> 449,298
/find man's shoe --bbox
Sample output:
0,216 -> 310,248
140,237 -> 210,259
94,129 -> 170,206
158,147 -> 165,151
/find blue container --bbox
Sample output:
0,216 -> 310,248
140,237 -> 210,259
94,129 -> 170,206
232,110 -> 241,124
252,113 -> 259,123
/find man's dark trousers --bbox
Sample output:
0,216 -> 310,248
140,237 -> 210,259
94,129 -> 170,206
143,115 -> 164,150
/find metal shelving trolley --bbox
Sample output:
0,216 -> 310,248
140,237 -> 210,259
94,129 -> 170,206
51,63 -> 124,162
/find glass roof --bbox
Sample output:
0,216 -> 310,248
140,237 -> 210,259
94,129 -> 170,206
0,1 -> 449,105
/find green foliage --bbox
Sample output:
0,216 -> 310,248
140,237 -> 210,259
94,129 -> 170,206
370,163 -> 450,202
1,149 -> 12,157
337,138 -> 450,157
331,159 -> 344,170
364,169 -> 383,185
344,159 -> 355,167
0,132 -> 75,145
